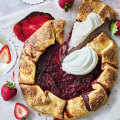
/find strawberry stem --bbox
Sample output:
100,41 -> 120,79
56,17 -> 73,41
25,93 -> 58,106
68,3 -> 72,8
64,2 -> 73,12
21,117 -> 27,120
64,6 -> 69,12
111,21 -> 118,35
4,81 -> 16,89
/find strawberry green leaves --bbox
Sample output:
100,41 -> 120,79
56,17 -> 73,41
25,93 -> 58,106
64,2 -> 73,12
5,81 -> 16,89
111,20 -> 120,36
21,117 -> 27,120
59,0 -> 74,12
111,21 -> 118,35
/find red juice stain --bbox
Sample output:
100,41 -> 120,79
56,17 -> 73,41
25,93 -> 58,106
17,55 -> 19,59
61,29 -> 73,56
13,12 -> 54,42
13,72 -> 15,81
54,118 -> 64,120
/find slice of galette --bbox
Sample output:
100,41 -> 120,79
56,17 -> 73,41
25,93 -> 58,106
69,0 -> 118,51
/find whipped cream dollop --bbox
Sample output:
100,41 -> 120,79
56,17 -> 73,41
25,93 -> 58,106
62,46 -> 98,75
69,12 -> 102,51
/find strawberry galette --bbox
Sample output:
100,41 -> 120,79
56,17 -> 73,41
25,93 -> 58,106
18,0 -> 118,120
19,29 -> 118,119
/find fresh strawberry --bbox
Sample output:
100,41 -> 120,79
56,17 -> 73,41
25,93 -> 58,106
58,0 -> 74,12
1,81 -> 17,101
0,45 -> 11,64
111,20 -> 120,35
14,103 -> 29,119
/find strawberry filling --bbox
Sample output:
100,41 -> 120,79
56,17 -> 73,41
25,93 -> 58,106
54,118 -> 64,120
82,94 -> 91,111
35,42 -> 102,100
13,12 -> 54,42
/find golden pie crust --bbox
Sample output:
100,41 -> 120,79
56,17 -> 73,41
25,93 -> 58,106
77,0 -> 118,22
19,1 -> 118,119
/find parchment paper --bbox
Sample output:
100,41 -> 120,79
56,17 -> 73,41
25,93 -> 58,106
0,0 -> 120,120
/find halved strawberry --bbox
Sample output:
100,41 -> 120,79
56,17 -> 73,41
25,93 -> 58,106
14,12 -> 54,42
14,103 -> 29,119
0,45 -> 11,64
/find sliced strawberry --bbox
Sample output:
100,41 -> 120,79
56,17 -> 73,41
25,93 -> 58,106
0,45 -> 11,64
14,103 -> 29,119
14,12 -> 54,42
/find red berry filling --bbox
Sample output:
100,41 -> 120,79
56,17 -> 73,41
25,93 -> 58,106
13,12 -> 54,42
54,118 -> 64,120
82,94 -> 91,111
35,42 -> 102,100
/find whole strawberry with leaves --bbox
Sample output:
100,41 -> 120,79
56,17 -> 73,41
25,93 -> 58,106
58,0 -> 74,12
1,81 -> 17,101
111,20 -> 120,36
